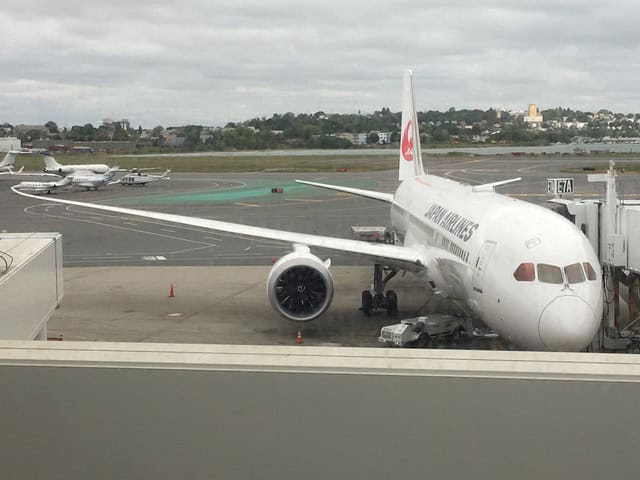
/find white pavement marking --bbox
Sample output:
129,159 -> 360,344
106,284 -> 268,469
203,236 -> 221,241
243,246 -> 252,251
123,222 -> 138,226
161,228 -> 176,233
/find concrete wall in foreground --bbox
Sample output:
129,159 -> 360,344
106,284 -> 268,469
0,233 -> 63,339
1,342 -> 640,480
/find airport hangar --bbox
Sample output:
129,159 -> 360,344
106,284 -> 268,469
3,153 -> 640,479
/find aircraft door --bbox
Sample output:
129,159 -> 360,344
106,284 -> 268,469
472,241 -> 497,293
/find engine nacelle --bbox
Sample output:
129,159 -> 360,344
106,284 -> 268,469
267,249 -> 334,322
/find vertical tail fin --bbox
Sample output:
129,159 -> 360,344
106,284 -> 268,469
0,151 -> 17,168
105,166 -> 119,181
43,154 -> 62,171
398,69 -> 425,181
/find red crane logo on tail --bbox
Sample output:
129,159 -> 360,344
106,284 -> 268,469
401,120 -> 414,161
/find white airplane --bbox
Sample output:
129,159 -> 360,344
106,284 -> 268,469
115,169 -> 171,186
11,71 -> 603,351
0,151 -> 24,176
14,176 -> 73,194
69,166 -> 120,191
43,155 -> 110,175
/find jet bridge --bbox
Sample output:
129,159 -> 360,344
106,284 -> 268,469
548,162 -> 640,352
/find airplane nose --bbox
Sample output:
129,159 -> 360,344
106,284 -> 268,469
538,296 -> 598,351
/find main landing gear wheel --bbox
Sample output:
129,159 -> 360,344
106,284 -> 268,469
386,290 -> 398,316
360,263 -> 399,316
361,290 -> 373,316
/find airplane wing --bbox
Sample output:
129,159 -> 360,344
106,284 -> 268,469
117,167 -> 159,172
472,177 -> 522,192
295,179 -> 393,203
11,187 -> 427,269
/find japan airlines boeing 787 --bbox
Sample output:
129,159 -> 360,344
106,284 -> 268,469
12,71 -> 603,351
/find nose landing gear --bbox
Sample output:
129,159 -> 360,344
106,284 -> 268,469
360,264 -> 398,316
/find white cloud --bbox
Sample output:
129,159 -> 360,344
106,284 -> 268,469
2,0 -> 640,126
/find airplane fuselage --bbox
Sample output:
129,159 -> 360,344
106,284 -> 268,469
45,164 -> 109,176
391,175 -> 602,350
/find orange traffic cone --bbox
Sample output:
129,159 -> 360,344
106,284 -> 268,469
296,330 -> 303,344
169,283 -> 175,298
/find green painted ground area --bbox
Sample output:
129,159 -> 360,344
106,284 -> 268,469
104,177 -> 377,206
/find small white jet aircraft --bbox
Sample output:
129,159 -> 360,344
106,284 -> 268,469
12,71 -> 603,351
69,166 -> 120,191
116,169 -> 171,186
43,155 -> 110,175
0,151 -> 24,176
14,176 -> 73,194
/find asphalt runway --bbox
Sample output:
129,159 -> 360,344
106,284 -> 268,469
4,154 -> 640,268
6,153 -> 640,346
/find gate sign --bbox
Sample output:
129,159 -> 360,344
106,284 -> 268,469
547,178 -> 574,194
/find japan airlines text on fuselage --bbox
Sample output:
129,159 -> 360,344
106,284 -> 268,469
391,174 -> 602,351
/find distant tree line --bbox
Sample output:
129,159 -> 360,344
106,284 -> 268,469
5,106 -> 640,151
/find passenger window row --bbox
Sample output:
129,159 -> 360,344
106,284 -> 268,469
513,262 -> 597,283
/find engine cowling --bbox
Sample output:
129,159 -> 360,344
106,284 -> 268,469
267,249 -> 334,322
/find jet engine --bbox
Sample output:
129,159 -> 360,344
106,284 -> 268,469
267,248 -> 334,322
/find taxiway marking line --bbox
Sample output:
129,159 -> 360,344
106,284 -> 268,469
234,202 -> 260,207
283,198 -> 325,202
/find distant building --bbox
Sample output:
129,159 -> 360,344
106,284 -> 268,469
523,103 -> 543,125
0,137 -> 21,152
374,131 -> 392,144
103,118 -> 130,131
163,134 -> 186,147
336,133 -> 356,144
356,133 -> 368,145
13,124 -> 50,136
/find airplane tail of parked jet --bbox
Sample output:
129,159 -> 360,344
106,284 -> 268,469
398,69 -> 425,182
0,151 -> 18,168
43,155 -> 63,172
105,166 -> 119,181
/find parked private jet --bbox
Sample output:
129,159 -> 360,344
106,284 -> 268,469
69,166 -> 120,191
12,71 -> 604,351
14,176 -> 73,194
43,155 -> 110,175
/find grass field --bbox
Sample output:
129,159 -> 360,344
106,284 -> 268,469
12,152 -> 398,173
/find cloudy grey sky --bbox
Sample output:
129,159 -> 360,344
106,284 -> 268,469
2,0 -> 639,127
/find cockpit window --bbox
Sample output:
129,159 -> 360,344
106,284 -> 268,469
564,263 -> 586,284
537,264 -> 563,284
583,262 -> 597,281
513,263 -> 535,281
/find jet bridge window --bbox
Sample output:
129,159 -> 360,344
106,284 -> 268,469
513,262 -> 535,281
564,263 -> 586,284
583,262 -> 597,281
537,264 -> 563,284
